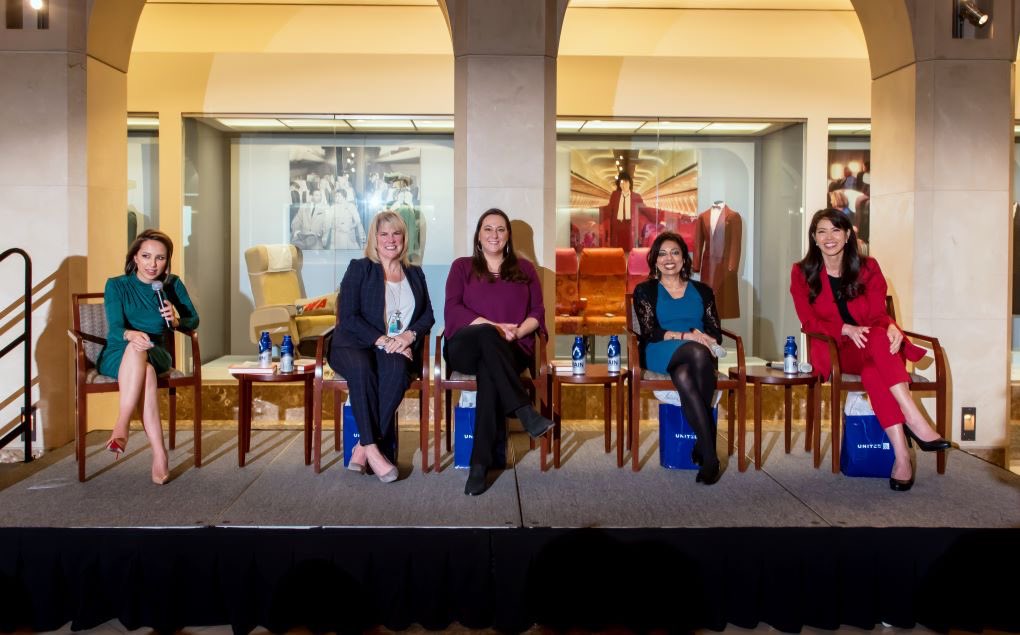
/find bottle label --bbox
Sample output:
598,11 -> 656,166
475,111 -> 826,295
783,355 -> 797,374
280,354 -> 294,373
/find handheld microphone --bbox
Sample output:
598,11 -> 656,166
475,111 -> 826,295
151,281 -> 173,329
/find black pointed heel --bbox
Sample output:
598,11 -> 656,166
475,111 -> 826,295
904,427 -> 951,452
465,464 -> 488,496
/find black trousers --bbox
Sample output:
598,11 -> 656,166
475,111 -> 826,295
445,324 -> 531,467
329,345 -> 411,462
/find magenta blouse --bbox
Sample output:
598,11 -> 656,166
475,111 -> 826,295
443,256 -> 547,357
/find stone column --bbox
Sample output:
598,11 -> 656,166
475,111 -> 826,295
0,0 -> 91,450
440,0 -> 568,269
856,0 -> 1017,452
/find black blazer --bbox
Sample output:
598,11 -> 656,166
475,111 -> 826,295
331,257 -> 435,368
632,278 -> 721,369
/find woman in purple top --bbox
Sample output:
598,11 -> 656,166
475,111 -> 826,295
444,208 -> 555,495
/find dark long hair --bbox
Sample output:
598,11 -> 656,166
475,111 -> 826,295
646,232 -> 693,281
797,208 -> 864,303
124,229 -> 174,279
470,208 -> 529,283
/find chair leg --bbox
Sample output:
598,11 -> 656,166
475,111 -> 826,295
194,383 -> 203,467
433,383 -> 443,474
445,391 -> 453,452
727,388 -> 735,456
420,387 -> 429,474
312,385 -> 324,474
936,387 -> 947,474
77,391 -> 86,482
830,385 -> 841,474
630,382 -> 641,472
168,387 -> 177,450
334,391 -> 342,452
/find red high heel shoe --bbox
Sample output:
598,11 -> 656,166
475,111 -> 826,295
105,437 -> 127,459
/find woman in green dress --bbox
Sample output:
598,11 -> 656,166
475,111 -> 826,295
96,230 -> 199,484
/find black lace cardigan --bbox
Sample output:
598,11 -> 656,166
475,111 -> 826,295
632,278 -> 722,369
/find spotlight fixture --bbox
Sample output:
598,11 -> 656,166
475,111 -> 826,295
958,0 -> 989,27
29,0 -> 43,10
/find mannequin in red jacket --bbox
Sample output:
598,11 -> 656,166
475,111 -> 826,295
599,172 -> 650,251
790,208 -> 950,492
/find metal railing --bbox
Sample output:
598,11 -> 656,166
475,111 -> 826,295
0,248 -> 34,461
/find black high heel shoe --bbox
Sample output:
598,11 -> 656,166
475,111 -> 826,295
695,461 -> 721,485
889,476 -> 914,491
904,427 -> 951,452
465,464 -> 488,496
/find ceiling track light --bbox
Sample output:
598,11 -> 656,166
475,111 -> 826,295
955,0 -> 989,36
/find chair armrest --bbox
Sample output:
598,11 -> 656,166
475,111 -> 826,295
801,328 -> 842,383
433,327 -> 445,382
901,330 -> 946,382
720,328 -> 746,378
175,327 -> 202,375
313,329 -> 334,381
418,330 -> 431,383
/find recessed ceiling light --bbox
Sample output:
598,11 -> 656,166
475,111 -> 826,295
413,120 -> 454,131
127,116 -> 159,129
217,118 -> 287,129
828,122 -> 871,134
348,119 -> 416,130
639,121 -> 709,133
581,120 -> 642,132
281,119 -> 350,130
701,122 -> 771,133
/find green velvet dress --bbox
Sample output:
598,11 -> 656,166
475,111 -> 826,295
96,273 -> 199,378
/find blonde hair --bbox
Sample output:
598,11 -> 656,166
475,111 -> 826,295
364,211 -> 410,266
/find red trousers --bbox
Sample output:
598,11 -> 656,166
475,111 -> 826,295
837,333 -> 911,429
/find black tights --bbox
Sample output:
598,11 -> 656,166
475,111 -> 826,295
667,342 -> 718,467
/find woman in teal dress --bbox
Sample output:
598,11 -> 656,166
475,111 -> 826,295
632,232 -> 724,484
97,229 -> 199,484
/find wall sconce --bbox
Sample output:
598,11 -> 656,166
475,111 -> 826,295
959,0 -> 989,26
954,0 -> 990,38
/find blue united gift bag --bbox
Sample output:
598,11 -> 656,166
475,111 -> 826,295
453,405 -> 506,469
658,403 -> 717,470
840,415 -> 895,477
342,403 -> 397,466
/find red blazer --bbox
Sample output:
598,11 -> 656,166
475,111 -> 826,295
599,191 -> 650,248
790,257 -> 924,379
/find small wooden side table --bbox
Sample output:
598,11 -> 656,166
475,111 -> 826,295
549,363 -> 628,469
232,368 -> 314,467
729,365 -> 818,471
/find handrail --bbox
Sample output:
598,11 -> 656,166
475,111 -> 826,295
0,248 -> 34,462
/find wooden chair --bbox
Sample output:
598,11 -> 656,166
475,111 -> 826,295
432,329 -> 552,472
802,296 -> 948,474
69,292 -> 202,482
624,293 -> 747,472
310,327 -> 431,474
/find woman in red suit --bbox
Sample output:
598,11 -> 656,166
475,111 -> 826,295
791,208 -> 949,491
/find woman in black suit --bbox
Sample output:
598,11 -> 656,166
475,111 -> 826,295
329,210 -> 434,482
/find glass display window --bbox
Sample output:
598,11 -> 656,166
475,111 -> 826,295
127,114 -> 160,248
555,119 -> 805,363
181,116 -> 453,360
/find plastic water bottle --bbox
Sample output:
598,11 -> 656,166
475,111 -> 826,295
607,335 -> 621,374
783,336 -> 798,374
258,331 -> 272,368
571,336 -> 586,375
709,342 -> 727,359
280,335 -> 295,373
